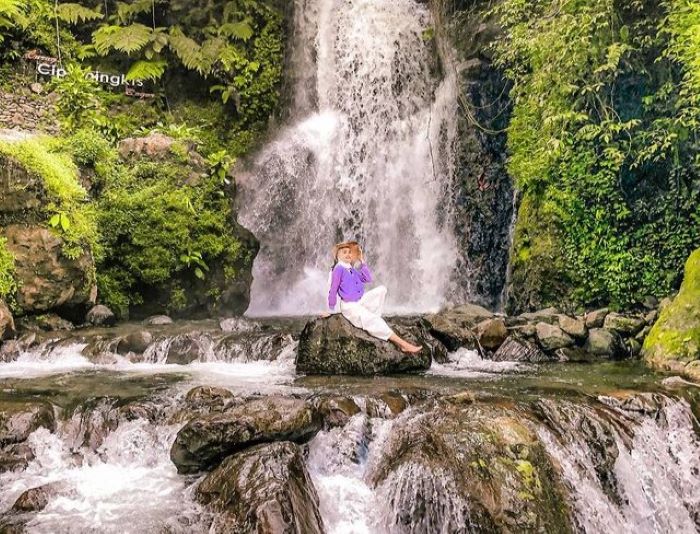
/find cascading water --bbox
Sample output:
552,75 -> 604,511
238,0 -> 462,316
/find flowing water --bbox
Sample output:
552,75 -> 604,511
1,319 -> 698,533
238,0 -> 462,316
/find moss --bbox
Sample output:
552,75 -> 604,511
0,236 -> 16,299
643,248 -> 700,376
0,137 -> 99,261
507,191 -> 571,313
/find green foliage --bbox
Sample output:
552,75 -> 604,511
0,0 -> 28,44
0,237 -> 16,299
49,64 -> 106,129
0,137 -> 99,260
56,3 -> 102,25
95,139 -> 245,316
125,59 -> 167,81
494,0 -> 700,310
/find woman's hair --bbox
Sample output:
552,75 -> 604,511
331,240 -> 360,269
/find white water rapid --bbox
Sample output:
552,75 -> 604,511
238,0 -> 461,316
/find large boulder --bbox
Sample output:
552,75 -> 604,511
85,304 -> 116,327
296,315 -> 431,375
4,224 -> 96,315
492,335 -> 552,363
643,248 -> 700,382
170,396 -> 322,473
367,401 -> 573,532
196,441 -> 325,534
475,317 -> 508,350
584,328 -> 627,359
423,303 -> 493,351
603,312 -> 645,336
535,322 -> 574,351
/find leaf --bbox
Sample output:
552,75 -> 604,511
92,23 -> 152,55
116,0 -> 153,23
194,267 -> 205,279
56,3 -> 102,24
59,213 -> 71,231
49,214 -> 60,227
219,20 -> 254,41
125,60 -> 167,81
168,27 -> 206,73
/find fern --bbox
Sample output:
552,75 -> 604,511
219,20 -> 254,41
168,27 -> 205,73
93,23 -> 152,55
0,0 -> 27,36
116,0 -> 154,23
56,3 -> 102,25
126,59 -> 166,81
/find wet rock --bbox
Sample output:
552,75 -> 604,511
598,392 -> 668,416
369,401 -> 573,532
603,312 -> 645,336
11,482 -> 65,512
535,323 -> 574,351
519,307 -> 560,325
165,334 -> 205,364
63,397 -> 120,451
219,316 -> 261,333
85,304 -> 116,327
0,298 -> 15,340
0,442 -> 34,472
364,392 -> 408,418
492,335 -> 552,363
170,396 -> 322,473
423,303 -> 493,351
585,308 -> 609,328
4,224 -> 96,315
0,401 -> 56,446
475,317 -> 508,350
393,321 -> 447,364
143,314 -> 173,325
296,315 -> 431,376
313,395 -> 361,429
179,386 -> 239,417
117,330 -> 153,355
18,313 -> 74,332
509,323 -> 536,338
557,315 -> 587,339
584,328 -> 627,359
196,441 -> 325,534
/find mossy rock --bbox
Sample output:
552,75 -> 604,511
642,248 -> 700,382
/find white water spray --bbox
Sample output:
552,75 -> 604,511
239,0 -> 461,316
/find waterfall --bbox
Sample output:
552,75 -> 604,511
238,0 -> 461,316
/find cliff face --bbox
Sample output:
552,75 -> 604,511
434,0 -> 514,310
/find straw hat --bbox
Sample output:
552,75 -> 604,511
332,240 -> 360,259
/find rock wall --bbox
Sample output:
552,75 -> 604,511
435,0 -> 514,310
0,84 -> 59,134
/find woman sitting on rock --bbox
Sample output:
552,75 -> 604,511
321,240 -> 422,354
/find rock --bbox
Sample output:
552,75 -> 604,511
219,316 -> 261,333
557,315 -> 587,339
643,248 -> 700,382
29,82 -> 43,94
0,401 -> 55,447
584,328 -> 627,359
0,333 -> 35,363
0,153 -> 45,217
423,304 -> 493,351
143,314 -> 173,325
4,225 -> 96,315
535,322 -> 574,351
509,323 -> 537,338
170,396 -> 322,473
603,313 -> 645,336
642,295 -> 659,310
85,304 -> 116,326
0,298 -> 15,340
519,307 -> 560,325
0,441 -> 35,472
475,318 -> 508,350
17,313 -> 73,332
116,330 -> 153,354
11,482 -> 64,512
585,308 -> 609,328
627,338 -> 642,357
295,315 -> 431,375
644,309 -> 658,326
182,386 -> 237,415
364,392 -> 408,418
196,441 -> 325,534
661,376 -> 699,389
313,395 -> 361,429
492,335 -> 552,363
367,401 -> 573,532
165,333 -> 204,364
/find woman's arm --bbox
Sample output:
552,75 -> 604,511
358,263 -> 373,283
328,267 -> 342,310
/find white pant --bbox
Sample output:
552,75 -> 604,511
339,285 -> 394,341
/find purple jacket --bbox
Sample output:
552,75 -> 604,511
328,262 -> 373,310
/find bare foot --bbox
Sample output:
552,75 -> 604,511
400,343 -> 422,354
